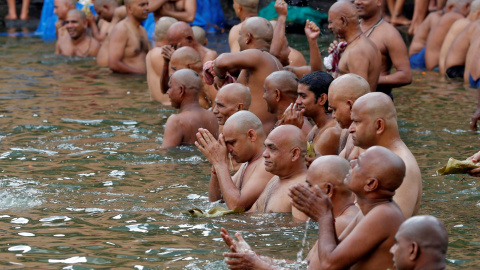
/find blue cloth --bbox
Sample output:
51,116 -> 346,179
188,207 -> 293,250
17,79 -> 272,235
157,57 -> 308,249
410,47 -> 426,70
470,73 -> 480,88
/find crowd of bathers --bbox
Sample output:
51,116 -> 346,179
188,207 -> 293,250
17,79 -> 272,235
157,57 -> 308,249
40,0 -> 480,268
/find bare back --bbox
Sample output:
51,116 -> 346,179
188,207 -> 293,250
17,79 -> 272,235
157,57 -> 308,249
146,48 -> 171,105
465,24 -> 480,82
439,18 -> 471,74
338,35 -> 381,91
444,21 -> 478,75
409,11 -> 443,56
228,23 -> 242,52
425,12 -> 464,70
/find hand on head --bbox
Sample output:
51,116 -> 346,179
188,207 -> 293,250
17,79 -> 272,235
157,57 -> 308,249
161,45 -> 175,62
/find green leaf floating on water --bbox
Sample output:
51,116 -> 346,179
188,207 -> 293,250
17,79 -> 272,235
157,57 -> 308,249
437,158 -> 480,175
186,206 -> 245,217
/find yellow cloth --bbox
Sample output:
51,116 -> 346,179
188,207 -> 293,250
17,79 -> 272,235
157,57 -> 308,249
186,206 -> 245,217
437,158 -> 480,175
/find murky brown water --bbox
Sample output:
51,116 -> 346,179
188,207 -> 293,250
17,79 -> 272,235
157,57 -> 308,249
0,31 -> 479,269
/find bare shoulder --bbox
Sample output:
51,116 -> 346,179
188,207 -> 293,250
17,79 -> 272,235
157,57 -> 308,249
111,20 -> 127,35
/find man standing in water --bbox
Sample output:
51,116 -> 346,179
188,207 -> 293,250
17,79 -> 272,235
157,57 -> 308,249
162,69 -> 218,148
229,0 -> 259,52
53,0 -> 76,37
56,10 -> 101,57
108,0 -> 150,74
149,0 -> 196,23
355,0 -> 412,97
220,155 -> 359,269
196,111 -> 273,211
213,16 -> 282,134
348,92 -> 422,218
328,1 -> 381,91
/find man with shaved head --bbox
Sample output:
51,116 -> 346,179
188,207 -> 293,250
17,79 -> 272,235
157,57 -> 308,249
327,74 -> 370,155
263,70 -> 312,136
245,125 -> 307,219
162,69 -> 218,148
214,16 -> 283,134
147,17 -> 178,105
290,146 -> 406,269
108,0 -> 150,74
56,10 -> 101,57
53,0 -> 76,37
220,155 -> 359,268
348,92 -> 422,218
196,111 -> 273,210
391,215 -> 448,270
354,0 -> 412,97
213,83 -> 251,127
160,46 -> 215,108
328,1 -> 381,91
229,0 -> 259,52
149,0 -> 196,24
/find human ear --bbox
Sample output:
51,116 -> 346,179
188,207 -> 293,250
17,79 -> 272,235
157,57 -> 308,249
318,93 -> 328,106
291,147 -> 301,161
238,103 -> 244,111
247,129 -> 257,141
325,183 -> 334,198
347,100 -> 354,110
409,242 -> 419,260
375,119 -> 385,134
364,178 -> 378,192
246,33 -> 253,44
275,89 -> 281,102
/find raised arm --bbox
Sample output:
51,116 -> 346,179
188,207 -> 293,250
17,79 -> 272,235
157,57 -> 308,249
269,0 -> 288,60
377,30 -> 412,87
214,49 -> 264,78
305,19 -> 322,72
160,0 -> 196,23
149,0 -> 169,13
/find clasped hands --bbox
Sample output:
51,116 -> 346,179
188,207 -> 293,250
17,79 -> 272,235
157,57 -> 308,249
195,128 -> 228,166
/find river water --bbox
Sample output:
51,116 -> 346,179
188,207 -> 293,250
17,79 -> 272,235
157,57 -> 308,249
0,29 -> 479,269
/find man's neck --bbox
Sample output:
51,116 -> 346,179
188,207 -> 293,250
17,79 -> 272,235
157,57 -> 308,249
312,111 -> 332,129
248,147 -> 264,165
331,196 -> 355,218
375,133 -> 403,151
240,12 -> 257,22
71,33 -> 87,46
127,15 -> 142,28
356,197 -> 393,215
344,28 -> 363,44
360,12 -> 382,31
278,164 -> 307,181
179,98 -> 202,112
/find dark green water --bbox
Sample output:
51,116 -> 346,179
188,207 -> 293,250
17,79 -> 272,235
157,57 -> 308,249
0,31 -> 479,269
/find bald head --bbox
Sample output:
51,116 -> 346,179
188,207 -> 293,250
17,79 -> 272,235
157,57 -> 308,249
235,0 -> 259,13
68,9 -> 87,21
359,146 -> 405,193
224,110 -> 264,137
241,17 -> 273,44
170,47 -> 202,74
470,0 -> 480,14
269,125 -> 306,156
217,83 -> 251,110
94,0 -> 117,9
328,74 -> 370,129
171,69 -> 203,94
192,26 -> 207,45
353,92 -> 397,125
329,1 -> 358,20
167,22 -> 195,47
266,70 -> 298,100
154,16 -> 178,41
308,155 -> 350,188
392,215 -> 448,270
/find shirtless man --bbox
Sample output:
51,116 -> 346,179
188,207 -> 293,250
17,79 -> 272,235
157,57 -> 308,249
439,0 -> 480,75
91,0 -> 127,43
425,0 -> 471,71
162,69 -> 218,148
56,10 -> 101,57
348,92 -> 422,218
214,17 -> 282,134
146,17 -> 178,105
196,111 -> 273,210
108,0 -> 149,74
192,26 -> 207,46
163,47 -> 215,108
213,83 -> 251,127
328,1 -> 381,91
290,146 -> 406,270
149,0 -> 196,24
390,215 -> 448,270
247,125 -> 307,220
328,74 -> 370,153
444,19 -> 480,82
229,0 -> 259,52
262,71 -> 312,136
94,0 -> 128,66
291,71 -> 342,156
269,1 -> 306,67
220,156 -> 359,269
355,0 -> 412,97
53,0 -> 76,38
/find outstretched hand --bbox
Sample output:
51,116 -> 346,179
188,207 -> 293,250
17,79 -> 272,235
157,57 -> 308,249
161,45 -> 175,62
220,227 -> 253,253
195,129 -> 228,166
289,184 -> 333,222
471,108 -> 480,130
274,0 -> 288,17
305,19 -> 321,41
278,103 -> 304,128
221,228 -> 270,270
